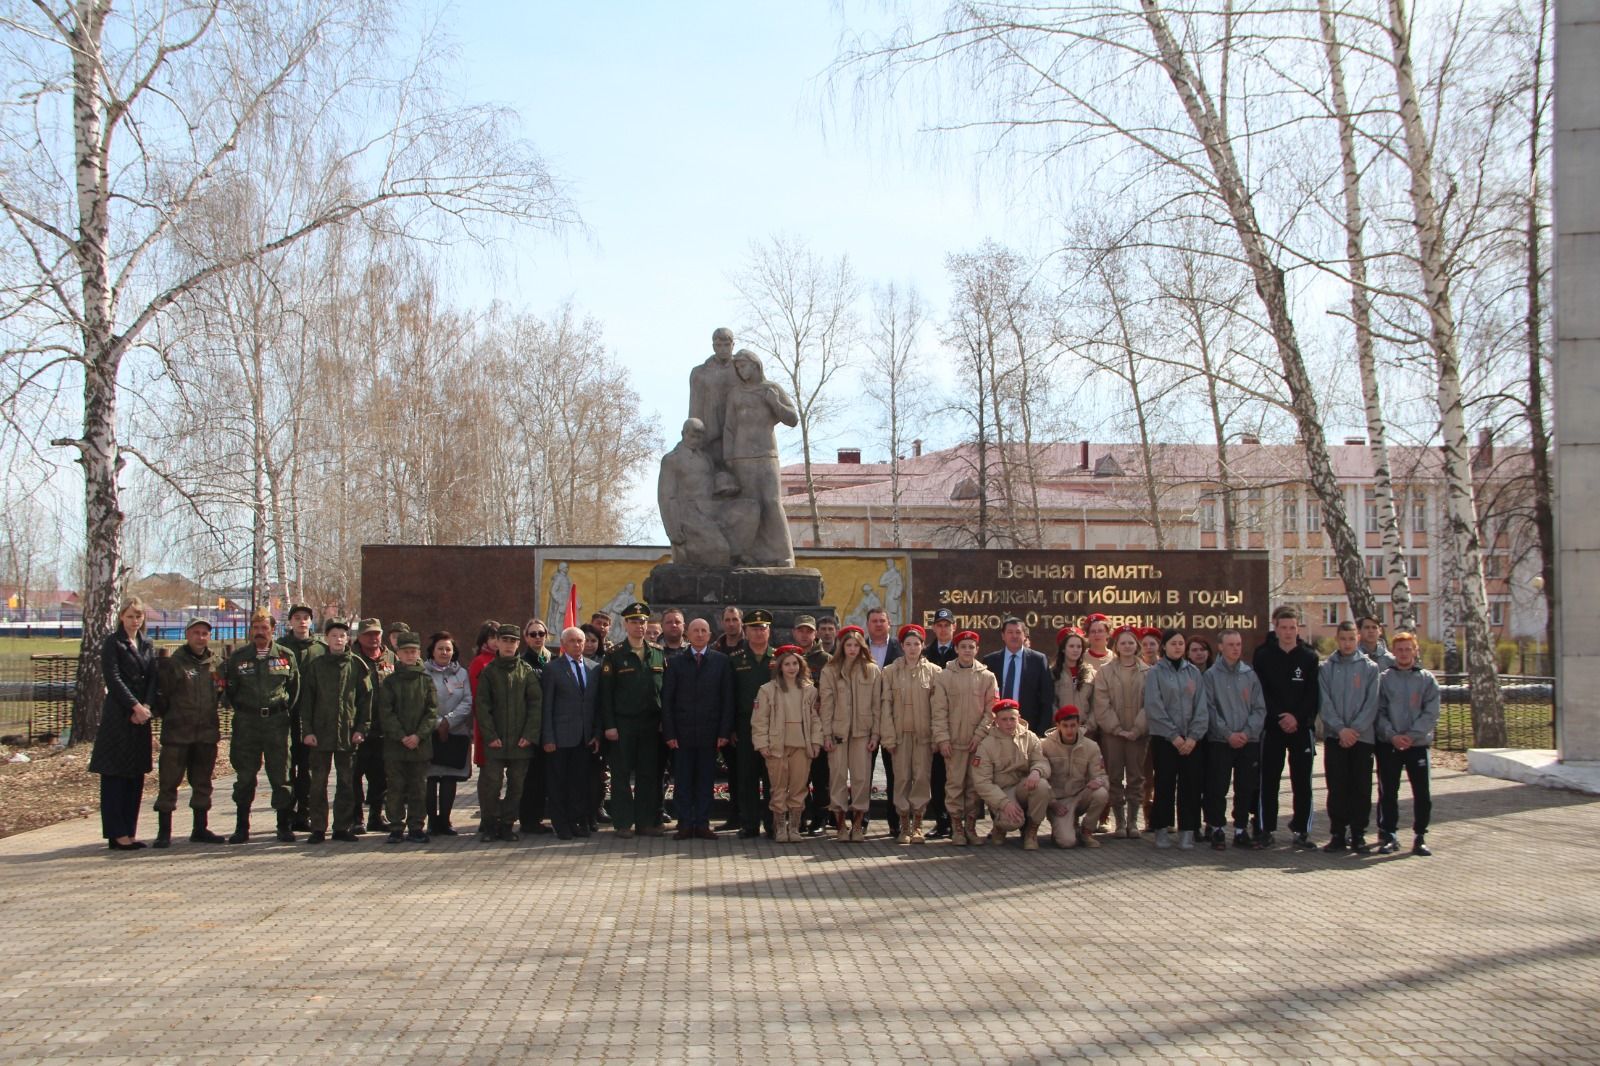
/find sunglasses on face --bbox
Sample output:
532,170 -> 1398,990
527,631 -> 546,638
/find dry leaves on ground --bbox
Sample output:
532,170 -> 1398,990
0,745 -> 99,839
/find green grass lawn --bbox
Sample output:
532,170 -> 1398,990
0,637 -> 84,655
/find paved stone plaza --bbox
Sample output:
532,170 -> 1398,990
1,767 -> 1597,1063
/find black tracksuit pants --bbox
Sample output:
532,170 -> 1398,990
1150,739 -> 1202,832
1255,726 -> 1315,835
1205,740 -> 1261,831
1323,739 -> 1375,836
1376,744 -> 1432,839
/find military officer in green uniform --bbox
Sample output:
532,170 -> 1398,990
598,601 -> 667,838
224,608 -> 301,844
299,619 -> 368,843
151,618 -> 227,847
377,631 -> 439,843
280,604 -> 325,830
729,609 -> 777,839
476,623 -> 544,842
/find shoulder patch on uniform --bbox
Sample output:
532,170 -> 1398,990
971,755 -> 982,766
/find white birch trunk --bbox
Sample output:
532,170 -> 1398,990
1386,0 -> 1504,743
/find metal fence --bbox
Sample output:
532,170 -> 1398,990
0,653 -> 241,744
1434,674 -> 1554,751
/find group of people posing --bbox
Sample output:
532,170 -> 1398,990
87,596 -> 1440,857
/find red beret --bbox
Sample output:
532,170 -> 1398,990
992,698 -> 1021,713
954,630 -> 980,646
897,623 -> 926,643
1054,705 -> 1082,723
1056,625 -> 1083,645
1111,624 -> 1137,641
837,625 -> 866,642
1138,627 -> 1161,641
773,644 -> 803,657
1084,613 -> 1110,626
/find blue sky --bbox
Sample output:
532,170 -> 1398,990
440,3 -> 1034,487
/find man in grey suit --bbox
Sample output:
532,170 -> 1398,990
983,616 -> 1056,736
542,626 -> 601,840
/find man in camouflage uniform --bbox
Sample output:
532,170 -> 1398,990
477,623 -> 543,841
599,602 -> 667,838
224,608 -> 301,844
151,618 -> 226,847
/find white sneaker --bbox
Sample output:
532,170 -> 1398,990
1154,828 -> 1172,849
1177,830 -> 1195,850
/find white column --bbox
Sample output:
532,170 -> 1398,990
1556,0 -> 1600,761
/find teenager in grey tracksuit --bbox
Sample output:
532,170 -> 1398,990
1143,630 -> 1209,848
1319,622 -> 1382,851
1203,632 -> 1267,848
1375,635 -> 1440,855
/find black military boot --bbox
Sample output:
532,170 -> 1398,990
190,810 -> 226,844
152,811 -> 173,849
275,809 -> 297,843
228,809 -> 251,845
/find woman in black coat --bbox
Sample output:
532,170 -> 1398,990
88,597 -> 158,849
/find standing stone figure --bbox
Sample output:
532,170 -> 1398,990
688,327 -> 739,465
723,349 -> 799,568
659,418 -> 757,567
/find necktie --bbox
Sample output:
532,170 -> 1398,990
572,658 -> 584,693
1003,653 -> 1018,703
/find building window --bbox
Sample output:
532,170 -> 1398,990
1307,497 -> 1322,533
1364,554 -> 1423,580
1489,601 -> 1506,627
1412,492 -> 1427,533
1484,554 -> 1506,579
1245,489 -> 1264,530
1323,555 -> 1341,580
1365,489 -> 1381,534
1283,555 -> 1307,581
1283,494 -> 1298,533
1200,496 -> 1216,533
1323,603 -> 1341,626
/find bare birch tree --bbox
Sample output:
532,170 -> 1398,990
836,1 -> 1380,619
1381,0 -> 1504,741
1317,0 -> 1415,630
732,235 -> 859,548
862,282 -> 928,547
0,0 -> 575,741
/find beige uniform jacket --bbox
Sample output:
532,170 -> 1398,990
1040,727 -> 1107,799
751,681 -> 822,752
819,660 -> 882,742
1053,659 -> 1097,714
932,660 -> 998,748
972,727 -> 1051,811
1091,658 -> 1149,737
879,658 -> 942,743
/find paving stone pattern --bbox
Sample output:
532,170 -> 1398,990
1,768 -> 1598,1063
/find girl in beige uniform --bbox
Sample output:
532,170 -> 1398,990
1052,627 -> 1098,728
1091,626 -> 1149,838
818,626 -> 881,842
879,623 -> 943,844
931,630 -> 998,846
752,646 -> 822,843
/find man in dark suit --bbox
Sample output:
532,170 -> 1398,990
984,616 -> 1055,735
662,618 -> 735,839
923,608 -> 959,837
541,626 -> 601,840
